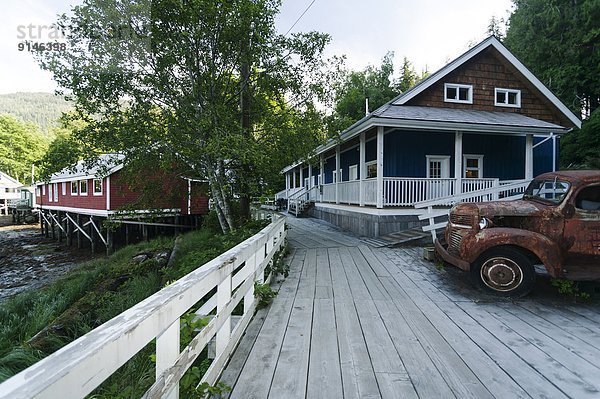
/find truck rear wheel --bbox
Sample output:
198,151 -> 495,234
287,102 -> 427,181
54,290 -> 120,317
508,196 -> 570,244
471,247 -> 535,297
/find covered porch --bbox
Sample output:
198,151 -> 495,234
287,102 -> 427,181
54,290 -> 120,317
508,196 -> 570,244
281,108 -> 567,210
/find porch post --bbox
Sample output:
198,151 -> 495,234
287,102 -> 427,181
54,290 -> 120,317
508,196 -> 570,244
285,172 -> 290,198
376,126 -> 384,209
299,166 -> 304,189
454,131 -> 463,196
359,131 -> 366,207
320,154 -> 325,202
293,169 -> 297,189
335,145 -> 340,204
552,135 -> 557,172
308,164 -> 312,189
525,134 -> 534,179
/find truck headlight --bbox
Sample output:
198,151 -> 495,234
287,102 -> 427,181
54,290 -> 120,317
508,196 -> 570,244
478,217 -> 488,230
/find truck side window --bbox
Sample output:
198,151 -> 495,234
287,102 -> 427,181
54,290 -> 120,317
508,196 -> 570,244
575,186 -> 600,211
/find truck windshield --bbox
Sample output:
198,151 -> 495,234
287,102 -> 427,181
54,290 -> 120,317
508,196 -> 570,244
523,178 -> 571,204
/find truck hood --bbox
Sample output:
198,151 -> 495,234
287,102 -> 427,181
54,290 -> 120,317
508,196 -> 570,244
452,199 -> 550,218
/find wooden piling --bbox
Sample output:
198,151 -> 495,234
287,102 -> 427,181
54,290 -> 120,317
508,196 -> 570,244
66,212 -> 72,246
57,211 -> 63,243
76,214 -> 82,249
89,216 -> 96,253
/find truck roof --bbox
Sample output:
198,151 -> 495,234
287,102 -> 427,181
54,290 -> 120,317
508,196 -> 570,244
536,170 -> 600,185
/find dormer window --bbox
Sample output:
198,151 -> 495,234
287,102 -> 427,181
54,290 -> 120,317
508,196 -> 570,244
495,88 -> 521,108
444,83 -> 473,104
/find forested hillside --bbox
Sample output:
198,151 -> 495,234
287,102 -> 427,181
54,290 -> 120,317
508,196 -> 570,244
0,93 -> 71,135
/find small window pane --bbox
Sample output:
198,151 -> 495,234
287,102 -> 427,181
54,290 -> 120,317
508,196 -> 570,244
496,91 -> 506,104
446,87 -> 457,100
94,179 -> 102,193
465,170 -> 479,178
508,91 -> 518,104
367,164 -> 377,179
466,158 -> 479,168
458,87 -> 469,101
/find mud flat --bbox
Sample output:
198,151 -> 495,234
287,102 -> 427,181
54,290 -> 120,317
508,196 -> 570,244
0,216 -> 96,301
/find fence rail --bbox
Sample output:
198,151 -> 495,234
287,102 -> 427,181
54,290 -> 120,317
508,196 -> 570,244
0,216 -> 287,399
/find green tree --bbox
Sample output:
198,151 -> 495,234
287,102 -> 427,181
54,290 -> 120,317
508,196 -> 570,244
504,0 -> 600,116
37,115 -> 89,180
560,107 -> 600,169
35,0 -> 334,233
326,53 -> 420,137
0,114 -> 48,183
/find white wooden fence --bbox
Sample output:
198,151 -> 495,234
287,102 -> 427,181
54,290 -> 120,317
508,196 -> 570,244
0,216 -> 287,399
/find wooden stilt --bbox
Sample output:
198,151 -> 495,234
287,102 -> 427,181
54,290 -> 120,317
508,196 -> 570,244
142,224 -> 148,242
66,212 -> 72,246
57,211 -> 63,243
76,214 -> 82,249
40,211 -> 44,235
89,216 -> 96,253
125,224 -> 130,245
107,226 -> 114,256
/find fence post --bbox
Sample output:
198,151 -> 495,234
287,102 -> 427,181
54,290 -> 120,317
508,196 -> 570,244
216,272 -> 232,358
156,319 -> 180,399
492,179 -> 500,200
244,253 -> 257,314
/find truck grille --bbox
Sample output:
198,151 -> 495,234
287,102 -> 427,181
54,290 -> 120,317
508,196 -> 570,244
448,228 -> 464,255
450,213 -> 474,227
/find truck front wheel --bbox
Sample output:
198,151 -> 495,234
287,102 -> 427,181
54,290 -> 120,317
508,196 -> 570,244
471,247 -> 535,297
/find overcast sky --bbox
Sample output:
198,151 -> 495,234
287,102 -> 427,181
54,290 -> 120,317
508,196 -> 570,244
0,0 -> 513,94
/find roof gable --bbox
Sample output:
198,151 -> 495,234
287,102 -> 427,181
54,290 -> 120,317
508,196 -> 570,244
387,36 -> 581,129
0,171 -> 22,188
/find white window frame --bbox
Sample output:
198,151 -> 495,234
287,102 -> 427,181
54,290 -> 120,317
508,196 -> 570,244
71,181 -> 78,195
42,185 -> 46,195
349,164 -> 358,181
495,88 -> 521,108
53,183 -> 58,202
365,160 -> 377,179
48,184 -> 53,202
79,179 -> 88,196
93,179 -> 103,196
426,155 -> 451,178
61,182 -> 66,196
463,154 -> 484,179
444,83 -> 473,104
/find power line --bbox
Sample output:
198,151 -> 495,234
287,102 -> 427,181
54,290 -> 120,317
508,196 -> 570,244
284,0 -> 317,36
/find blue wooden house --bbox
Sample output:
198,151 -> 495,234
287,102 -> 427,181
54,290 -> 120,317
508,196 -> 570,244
280,36 -> 581,237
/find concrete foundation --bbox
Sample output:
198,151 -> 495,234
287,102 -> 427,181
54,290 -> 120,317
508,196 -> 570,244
307,203 -> 424,238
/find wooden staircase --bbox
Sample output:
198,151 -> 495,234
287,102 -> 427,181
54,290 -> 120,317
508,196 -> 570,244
287,186 -> 318,217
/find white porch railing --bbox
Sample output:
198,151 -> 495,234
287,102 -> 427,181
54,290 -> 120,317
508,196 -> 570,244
363,179 -> 377,205
322,183 -> 336,203
0,216 -> 287,399
338,181 -> 360,204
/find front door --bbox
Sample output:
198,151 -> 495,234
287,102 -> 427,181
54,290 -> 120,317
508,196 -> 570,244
563,184 -> 600,280
427,156 -> 451,199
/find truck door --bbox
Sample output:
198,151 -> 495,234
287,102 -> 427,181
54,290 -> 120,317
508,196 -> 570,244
563,184 -> 600,280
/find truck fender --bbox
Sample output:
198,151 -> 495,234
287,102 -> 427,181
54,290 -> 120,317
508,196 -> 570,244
461,227 -> 563,277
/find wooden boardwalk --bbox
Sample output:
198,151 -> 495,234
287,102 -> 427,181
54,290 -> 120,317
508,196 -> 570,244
219,216 -> 600,399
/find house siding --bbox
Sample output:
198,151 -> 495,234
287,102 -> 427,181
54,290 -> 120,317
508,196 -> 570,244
383,130 -> 455,178
35,179 -> 107,210
405,47 -> 573,127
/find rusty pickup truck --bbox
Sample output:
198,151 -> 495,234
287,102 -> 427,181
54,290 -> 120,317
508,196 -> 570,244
435,170 -> 600,297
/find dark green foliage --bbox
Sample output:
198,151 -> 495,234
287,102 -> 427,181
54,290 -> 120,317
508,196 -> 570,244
0,93 -> 72,136
326,53 -> 422,137
560,108 -> 600,168
254,281 -> 277,308
504,0 -> 600,116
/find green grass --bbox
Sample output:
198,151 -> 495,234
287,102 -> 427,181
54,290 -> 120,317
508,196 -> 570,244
0,217 -> 269,395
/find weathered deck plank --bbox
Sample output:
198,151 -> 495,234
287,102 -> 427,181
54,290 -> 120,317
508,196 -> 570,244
220,216 -> 600,399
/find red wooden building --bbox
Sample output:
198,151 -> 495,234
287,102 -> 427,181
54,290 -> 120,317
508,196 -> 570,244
34,154 -> 209,253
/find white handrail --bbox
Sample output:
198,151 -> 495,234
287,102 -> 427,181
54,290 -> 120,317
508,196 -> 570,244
0,216 -> 287,399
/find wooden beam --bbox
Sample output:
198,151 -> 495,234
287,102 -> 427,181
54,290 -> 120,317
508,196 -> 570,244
359,131 -> 366,207
376,126 -> 384,209
454,131 -> 463,196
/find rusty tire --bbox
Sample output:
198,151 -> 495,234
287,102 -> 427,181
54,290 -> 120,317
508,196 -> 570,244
471,247 -> 535,297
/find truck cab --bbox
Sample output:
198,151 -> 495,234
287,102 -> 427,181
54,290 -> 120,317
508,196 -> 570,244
435,171 -> 600,297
